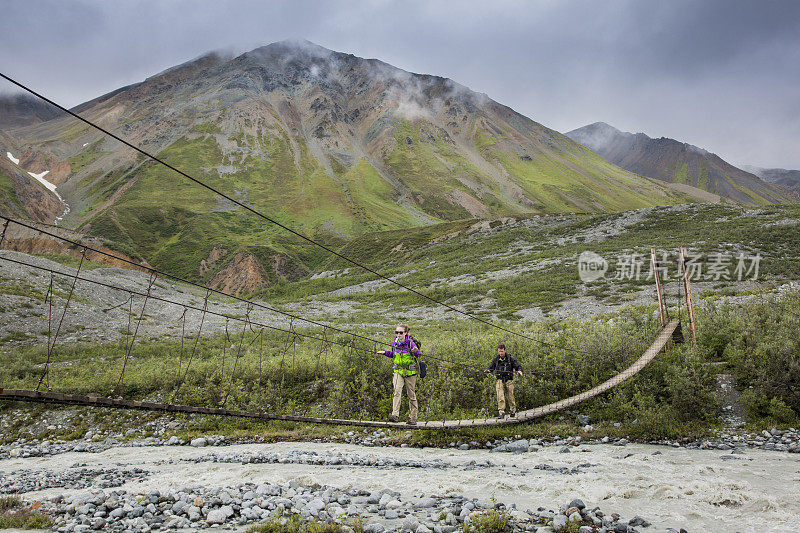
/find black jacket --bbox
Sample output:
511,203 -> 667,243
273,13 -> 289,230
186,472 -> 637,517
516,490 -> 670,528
487,354 -> 522,381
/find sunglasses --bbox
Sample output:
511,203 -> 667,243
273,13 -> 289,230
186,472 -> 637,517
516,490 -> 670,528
395,330 -> 405,334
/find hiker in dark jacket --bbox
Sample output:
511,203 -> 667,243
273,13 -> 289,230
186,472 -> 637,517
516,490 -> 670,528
484,343 -> 523,417
376,324 -> 420,425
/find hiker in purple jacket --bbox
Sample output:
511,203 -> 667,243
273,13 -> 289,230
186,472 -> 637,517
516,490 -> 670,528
376,324 -> 420,425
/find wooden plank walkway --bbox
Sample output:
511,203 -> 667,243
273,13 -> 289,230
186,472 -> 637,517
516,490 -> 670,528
0,321 -> 678,430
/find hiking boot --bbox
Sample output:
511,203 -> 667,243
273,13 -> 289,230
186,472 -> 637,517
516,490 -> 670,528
509,411 -> 516,418
388,415 -> 399,423
498,410 -> 505,418
406,420 -> 417,426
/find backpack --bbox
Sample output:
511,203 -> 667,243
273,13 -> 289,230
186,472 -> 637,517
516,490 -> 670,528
409,336 -> 422,352
410,336 -> 426,378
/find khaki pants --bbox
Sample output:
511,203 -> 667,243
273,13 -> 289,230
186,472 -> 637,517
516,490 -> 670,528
495,379 -> 516,412
392,372 -> 418,422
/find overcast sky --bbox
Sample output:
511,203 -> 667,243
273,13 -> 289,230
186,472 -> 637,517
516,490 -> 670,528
1,0 -> 798,169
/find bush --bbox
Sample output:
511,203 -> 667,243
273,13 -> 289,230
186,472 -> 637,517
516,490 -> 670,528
740,389 -> 770,420
0,497 -> 54,529
247,516 -> 358,533
769,397 -> 798,424
465,510 -> 509,533
701,289 -> 800,424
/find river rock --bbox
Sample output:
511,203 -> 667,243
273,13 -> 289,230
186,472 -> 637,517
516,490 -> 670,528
416,497 -> 437,508
552,514 -> 568,531
190,438 -> 207,447
386,499 -> 402,510
365,523 -> 385,533
307,498 -> 325,516
206,508 -> 226,524
492,439 -> 529,453
402,516 -> 420,530
568,499 -> 585,510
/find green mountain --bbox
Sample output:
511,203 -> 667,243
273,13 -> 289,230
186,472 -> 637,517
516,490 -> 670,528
565,122 -> 790,205
4,40 -> 710,292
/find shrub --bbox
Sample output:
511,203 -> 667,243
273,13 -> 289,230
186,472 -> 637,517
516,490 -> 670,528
465,510 -> 509,533
768,397 -> 798,424
0,497 -> 54,529
247,516 -> 354,533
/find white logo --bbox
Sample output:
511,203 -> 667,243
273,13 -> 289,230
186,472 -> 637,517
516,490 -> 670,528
578,251 -> 608,282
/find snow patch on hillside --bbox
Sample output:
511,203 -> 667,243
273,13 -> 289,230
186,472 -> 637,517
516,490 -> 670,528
28,170 -> 58,194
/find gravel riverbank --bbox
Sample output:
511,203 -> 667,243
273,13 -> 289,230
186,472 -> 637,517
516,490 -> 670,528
2,440 -> 799,532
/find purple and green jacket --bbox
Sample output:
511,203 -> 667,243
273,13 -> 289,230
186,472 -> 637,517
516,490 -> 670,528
383,336 -> 420,376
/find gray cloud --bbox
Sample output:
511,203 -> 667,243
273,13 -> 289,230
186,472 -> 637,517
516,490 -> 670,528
1,0 -> 798,168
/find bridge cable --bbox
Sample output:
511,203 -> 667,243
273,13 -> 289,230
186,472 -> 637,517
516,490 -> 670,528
36,247 -> 85,391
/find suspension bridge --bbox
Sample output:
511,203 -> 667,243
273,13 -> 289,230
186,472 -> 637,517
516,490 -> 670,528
0,72 -> 687,430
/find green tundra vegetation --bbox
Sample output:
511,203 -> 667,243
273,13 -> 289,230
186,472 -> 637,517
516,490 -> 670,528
1,288 -> 797,440
1,203 -> 799,441
254,203 -> 800,321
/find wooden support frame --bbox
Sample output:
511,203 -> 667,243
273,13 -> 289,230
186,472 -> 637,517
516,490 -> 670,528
679,246 -> 698,346
651,248 -> 667,328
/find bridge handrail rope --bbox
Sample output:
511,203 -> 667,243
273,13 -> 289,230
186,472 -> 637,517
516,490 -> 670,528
36,247 -> 86,391
0,253 -> 372,363
222,302 -> 254,407
0,72 -> 596,355
176,307 -> 188,383
114,271 -> 157,395
172,289 -> 211,403
43,272 -> 54,390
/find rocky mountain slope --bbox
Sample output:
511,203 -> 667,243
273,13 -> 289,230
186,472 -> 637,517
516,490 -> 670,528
2,41 -> 709,292
565,122 -> 789,205
742,165 -> 800,200
1,130 -> 65,223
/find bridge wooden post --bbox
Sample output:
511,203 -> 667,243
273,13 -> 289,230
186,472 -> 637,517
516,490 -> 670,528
651,248 -> 667,328
679,247 -> 698,346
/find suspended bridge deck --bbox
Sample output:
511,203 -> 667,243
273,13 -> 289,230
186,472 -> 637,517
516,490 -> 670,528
0,320 -> 678,430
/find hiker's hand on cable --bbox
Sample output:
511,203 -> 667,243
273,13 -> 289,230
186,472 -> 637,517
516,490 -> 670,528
376,350 -> 384,355
484,369 -> 490,373
517,370 -> 523,376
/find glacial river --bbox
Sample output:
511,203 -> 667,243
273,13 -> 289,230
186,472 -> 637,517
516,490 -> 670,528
3,441 -> 799,532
